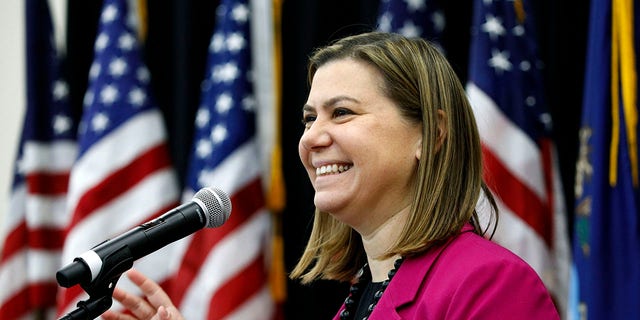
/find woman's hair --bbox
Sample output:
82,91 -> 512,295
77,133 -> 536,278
291,32 -> 498,284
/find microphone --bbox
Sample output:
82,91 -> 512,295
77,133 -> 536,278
56,187 -> 232,288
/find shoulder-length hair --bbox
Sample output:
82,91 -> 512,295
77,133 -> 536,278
291,32 -> 497,284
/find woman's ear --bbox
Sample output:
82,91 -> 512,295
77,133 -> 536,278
415,137 -> 422,160
436,109 -> 447,151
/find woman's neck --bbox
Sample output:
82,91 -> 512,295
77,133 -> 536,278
359,206 -> 410,281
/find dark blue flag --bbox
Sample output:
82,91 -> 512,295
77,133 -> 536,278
376,0 -> 445,46
572,0 -> 640,318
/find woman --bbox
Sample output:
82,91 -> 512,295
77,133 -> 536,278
102,32 -> 559,319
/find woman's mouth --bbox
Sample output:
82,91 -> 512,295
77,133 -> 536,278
315,164 -> 352,176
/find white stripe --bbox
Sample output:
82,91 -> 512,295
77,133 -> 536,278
25,194 -> 69,228
466,83 -> 546,200
227,286 -> 275,320
196,138 -> 263,196
4,175 -> 69,239
67,110 -> 169,210
22,140 -> 77,172
61,169 -> 178,264
180,209 -> 272,319
0,249 -> 59,306
4,183 -> 26,234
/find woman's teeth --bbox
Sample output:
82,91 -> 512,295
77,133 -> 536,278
316,164 -> 352,176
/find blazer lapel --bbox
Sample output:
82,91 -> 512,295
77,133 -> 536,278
369,224 -> 474,319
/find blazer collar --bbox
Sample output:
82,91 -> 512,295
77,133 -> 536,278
370,223 -> 474,319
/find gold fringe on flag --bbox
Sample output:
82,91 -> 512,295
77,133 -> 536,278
611,0 -> 638,186
268,0 -> 287,306
136,0 -> 148,41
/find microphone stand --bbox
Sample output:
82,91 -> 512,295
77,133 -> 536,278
58,247 -> 135,319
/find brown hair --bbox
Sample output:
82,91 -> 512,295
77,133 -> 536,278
291,32 -> 497,284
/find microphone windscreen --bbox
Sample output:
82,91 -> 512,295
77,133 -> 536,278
194,187 -> 232,228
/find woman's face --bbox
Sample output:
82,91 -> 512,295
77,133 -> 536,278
299,58 -> 422,231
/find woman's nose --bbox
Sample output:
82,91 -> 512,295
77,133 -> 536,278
299,120 -> 331,151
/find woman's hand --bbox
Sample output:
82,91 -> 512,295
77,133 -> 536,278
101,269 -> 184,320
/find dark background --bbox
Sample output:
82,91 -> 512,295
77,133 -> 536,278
65,1 -> 589,318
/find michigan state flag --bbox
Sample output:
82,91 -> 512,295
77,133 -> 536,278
572,0 -> 640,318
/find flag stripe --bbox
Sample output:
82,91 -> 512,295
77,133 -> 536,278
467,83 -> 546,199
0,282 -> 57,319
68,143 -> 172,226
482,145 -> 552,245
0,223 -> 28,263
208,254 -> 268,319
61,169 -> 179,262
26,227 -> 66,252
0,249 -> 60,307
25,172 -> 70,195
66,111 -> 170,210
22,141 -> 77,172
226,287 -> 275,320
180,209 -> 272,319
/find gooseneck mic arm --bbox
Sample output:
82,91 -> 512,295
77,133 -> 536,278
56,187 -> 232,320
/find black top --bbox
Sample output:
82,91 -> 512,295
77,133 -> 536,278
353,281 -> 384,320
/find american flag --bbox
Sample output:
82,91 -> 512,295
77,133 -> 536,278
56,0 -> 180,316
465,0 -> 570,315
167,0 -> 275,318
376,0 -> 445,44
0,1 -> 76,319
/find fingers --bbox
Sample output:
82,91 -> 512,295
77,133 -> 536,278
125,269 -> 176,310
109,286 -> 158,319
101,309 -> 138,320
101,269 -> 183,320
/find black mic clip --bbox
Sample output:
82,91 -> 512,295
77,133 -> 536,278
58,243 -> 135,320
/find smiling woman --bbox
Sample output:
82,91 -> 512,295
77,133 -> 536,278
99,31 -> 561,320
290,32 -> 560,320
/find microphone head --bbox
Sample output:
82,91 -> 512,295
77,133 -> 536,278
193,187 -> 232,228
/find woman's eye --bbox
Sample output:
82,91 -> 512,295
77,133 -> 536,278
301,114 -> 316,127
332,108 -> 352,118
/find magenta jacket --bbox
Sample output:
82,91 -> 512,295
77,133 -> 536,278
333,223 -> 560,319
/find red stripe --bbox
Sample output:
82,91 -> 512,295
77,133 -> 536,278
481,145 -> 552,245
68,143 -> 172,228
0,222 -> 27,263
0,281 -> 58,320
208,254 -> 268,319
26,171 -> 70,195
0,223 -> 62,262
540,139 -> 555,228
29,227 -> 65,250
169,178 -> 265,306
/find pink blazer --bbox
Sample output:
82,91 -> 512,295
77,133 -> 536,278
333,224 -> 560,319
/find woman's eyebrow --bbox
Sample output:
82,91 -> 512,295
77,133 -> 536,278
302,95 -> 360,112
